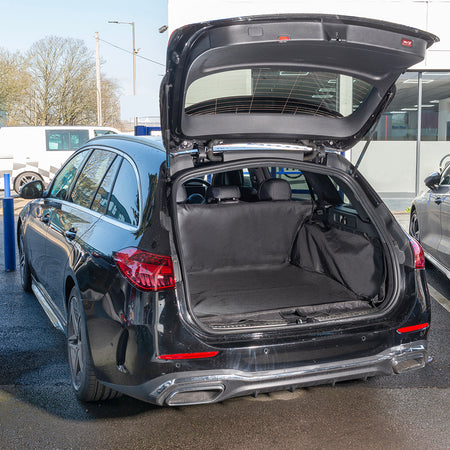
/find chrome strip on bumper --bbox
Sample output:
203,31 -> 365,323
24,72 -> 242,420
104,340 -> 428,406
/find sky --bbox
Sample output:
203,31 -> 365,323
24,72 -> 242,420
0,0 -> 168,121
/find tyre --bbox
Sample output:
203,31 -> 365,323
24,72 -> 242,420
409,209 -> 420,242
18,226 -> 32,292
67,287 -> 120,402
13,172 -> 43,194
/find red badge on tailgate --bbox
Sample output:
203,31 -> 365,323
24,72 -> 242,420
402,38 -> 413,47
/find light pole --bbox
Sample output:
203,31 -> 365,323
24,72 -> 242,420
108,20 -> 138,96
94,32 -> 102,126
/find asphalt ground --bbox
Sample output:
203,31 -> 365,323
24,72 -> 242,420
0,200 -> 449,449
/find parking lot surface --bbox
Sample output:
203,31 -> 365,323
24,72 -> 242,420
0,201 -> 449,449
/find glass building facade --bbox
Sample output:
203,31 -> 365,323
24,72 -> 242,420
351,70 -> 450,209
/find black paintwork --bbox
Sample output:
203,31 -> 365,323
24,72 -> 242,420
16,14 -> 436,404
17,134 -> 431,404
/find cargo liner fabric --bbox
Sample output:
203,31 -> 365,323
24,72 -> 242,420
176,199 -> 383,319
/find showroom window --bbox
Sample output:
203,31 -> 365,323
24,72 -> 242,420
368,71 -> 450,142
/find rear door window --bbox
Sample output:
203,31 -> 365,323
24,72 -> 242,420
48,150 -> 90,200
91,156 -> 122,214
106,159 -> 140,226
70,149 -> 116,209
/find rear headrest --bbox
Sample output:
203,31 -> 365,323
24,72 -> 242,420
176,185 -> 188,203
212,170 -> 244,187
206,186 -> 241,202
259,178 -> 291,201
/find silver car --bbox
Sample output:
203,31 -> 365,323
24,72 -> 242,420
410,155 -> 450,278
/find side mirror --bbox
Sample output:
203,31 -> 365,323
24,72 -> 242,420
424,172 -> 441,190
19,180 -> 44,199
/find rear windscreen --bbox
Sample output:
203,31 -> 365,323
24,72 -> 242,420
185,69 -> 373,118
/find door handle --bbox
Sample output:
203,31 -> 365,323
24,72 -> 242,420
65,228 -> 77,240
434,197 -> 442,205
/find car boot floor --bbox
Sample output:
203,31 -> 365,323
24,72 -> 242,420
188,264 -> 363,318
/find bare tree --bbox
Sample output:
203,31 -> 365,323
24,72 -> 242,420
22,36 -> 120,126
0,49 -> 31,125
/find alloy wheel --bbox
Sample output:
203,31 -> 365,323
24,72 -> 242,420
67,297 -> 85,391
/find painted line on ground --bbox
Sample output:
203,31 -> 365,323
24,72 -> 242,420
429,284 -> 450,313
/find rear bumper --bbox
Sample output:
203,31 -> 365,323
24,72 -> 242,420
104,340 -> 428,406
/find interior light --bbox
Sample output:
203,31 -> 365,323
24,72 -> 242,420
312,94 -> 333,99
429,100 -> 440,103
401,107 -> 418,111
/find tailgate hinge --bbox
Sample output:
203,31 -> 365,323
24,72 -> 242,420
194,140 -> 224,165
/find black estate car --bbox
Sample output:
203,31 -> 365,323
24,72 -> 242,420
410,156 -> 450,278
18,15 -> 437,406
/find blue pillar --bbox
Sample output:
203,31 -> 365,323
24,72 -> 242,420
3,174 -> 16,271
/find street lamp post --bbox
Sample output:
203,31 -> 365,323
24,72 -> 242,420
108,20 -> 138,96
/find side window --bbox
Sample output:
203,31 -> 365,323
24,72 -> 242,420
70,150 -> 116,209
107,159 -> 140,226
47,131 -> 69,151
270,167 -> 312,201
69,130 -> 90,150
46,130 -> 89,151
330,176 -> 357,210
242,169 -> 254,187
49,151 -> 90,199
439,165 -> 450,186
91,156 -> 122,214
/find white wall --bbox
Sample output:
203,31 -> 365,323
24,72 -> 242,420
168,0 -> 450,70
351,141 -> 450,194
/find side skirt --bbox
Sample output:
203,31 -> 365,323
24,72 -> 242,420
424,251 -> 450,279
31,277 -> 66,333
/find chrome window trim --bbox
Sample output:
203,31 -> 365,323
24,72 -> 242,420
48,144 -> 143,231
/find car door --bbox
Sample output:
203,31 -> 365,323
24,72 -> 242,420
26,150 -> 90,289
43,148 -> 116,312
436,165 -> 450,270
23,199 -> 53,285
418,186 -> 442,258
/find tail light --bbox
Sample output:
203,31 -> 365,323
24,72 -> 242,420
157,351 -> 219,360
409,236 -> 425,269
114,247 -> 175,291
